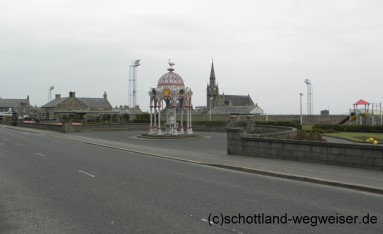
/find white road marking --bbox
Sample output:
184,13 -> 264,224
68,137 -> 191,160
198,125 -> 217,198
201,218 -> 215,225
201,218 -> 209,223
35,153 -> 46,157
78,170 -> 95,178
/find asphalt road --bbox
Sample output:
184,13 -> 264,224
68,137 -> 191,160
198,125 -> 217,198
1,127 -> 382,233
71,130 -> 227,155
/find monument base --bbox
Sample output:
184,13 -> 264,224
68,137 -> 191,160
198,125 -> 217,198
139,133 -> 201,139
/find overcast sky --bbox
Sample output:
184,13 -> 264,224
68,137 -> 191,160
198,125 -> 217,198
1,0 -> 382,114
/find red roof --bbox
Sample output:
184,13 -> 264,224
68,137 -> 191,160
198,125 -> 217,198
354,99 -> 370,105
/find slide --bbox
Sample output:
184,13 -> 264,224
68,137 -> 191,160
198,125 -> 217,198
339,113 -> 356,124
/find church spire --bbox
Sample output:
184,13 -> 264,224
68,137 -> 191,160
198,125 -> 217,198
207,59 -> 219,110
210,59 -> 216,81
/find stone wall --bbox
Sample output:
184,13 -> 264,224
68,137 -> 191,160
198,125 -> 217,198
12,122 -> 148,133
7,122 -> 228,133
8,122 -> 64,132
249,125 -> 297,139
190,114 -> 347,124
227,128 -> 383,171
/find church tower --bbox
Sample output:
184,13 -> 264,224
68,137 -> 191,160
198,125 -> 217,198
207,61 -> 219,110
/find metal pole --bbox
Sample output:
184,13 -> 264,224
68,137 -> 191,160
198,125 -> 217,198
129,60 -> 140,112
186,108 -> 189,133
150,107 -> 153,133
180,109 -> 183,134
304,79 -> 312,115
300,93 -> 303,125
173,108 -> 176,134
153,108 -> 157,133
158,107 -> 161,133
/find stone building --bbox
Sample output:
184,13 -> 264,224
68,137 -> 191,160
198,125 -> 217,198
206,62 -> 263,115
41,91 -> 113,121
0,95 -> 31,118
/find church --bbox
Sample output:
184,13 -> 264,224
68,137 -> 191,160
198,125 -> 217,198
206,62 -> 263,115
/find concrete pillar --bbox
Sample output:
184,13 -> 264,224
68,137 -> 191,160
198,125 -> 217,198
189,107 -> 193,134
227,128 -> 242,155
158,107 -> 161,134
173,108 -> 177,135
149,107 -> 153,133
245,116 -> 254,133
153,108 -> 157,133
186,108 -> 189,133
180,109 -> 184,134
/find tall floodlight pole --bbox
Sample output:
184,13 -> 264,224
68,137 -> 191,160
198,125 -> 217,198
300,93 -> 304,125
304,79 -> 313,115
48,86 -> 54,102
129,60 -> 140,112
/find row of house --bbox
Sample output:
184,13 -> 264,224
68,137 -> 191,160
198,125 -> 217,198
0,92 -> 115,121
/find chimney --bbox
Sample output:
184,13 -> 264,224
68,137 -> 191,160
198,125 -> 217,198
55,94 -> 61,99
69,91 -> 75,98
103,91 -> 107,100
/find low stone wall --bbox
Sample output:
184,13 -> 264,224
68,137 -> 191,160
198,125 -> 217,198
4,122 -> 64,132
74,123 -> 147,132
3,122 -> 228,133
249,125 -> 297,139
227,128 -> 383,171
191,114 -> 347,125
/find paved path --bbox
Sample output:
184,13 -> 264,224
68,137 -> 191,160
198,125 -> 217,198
3,125 -> 383,194
322,136 -> 365,144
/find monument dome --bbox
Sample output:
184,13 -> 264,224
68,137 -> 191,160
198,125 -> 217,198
157,67 -> 185,88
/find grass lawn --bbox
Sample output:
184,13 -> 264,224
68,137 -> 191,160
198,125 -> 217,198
323,132 -> 383,144
302,125 -> 313,130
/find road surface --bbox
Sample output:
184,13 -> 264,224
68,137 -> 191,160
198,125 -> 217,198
1,127 -> 382,233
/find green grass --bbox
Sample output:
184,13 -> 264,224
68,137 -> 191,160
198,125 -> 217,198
323,132 -> 383,144
302,125 -> 313,130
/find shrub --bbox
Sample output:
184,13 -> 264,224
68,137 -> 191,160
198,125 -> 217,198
254,121 -> 302,129
290,130 -> 324,141
313,124 -> 383,133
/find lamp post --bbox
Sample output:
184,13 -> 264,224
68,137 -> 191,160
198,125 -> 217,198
300,93 -> 304,125
209,97 -> 213,121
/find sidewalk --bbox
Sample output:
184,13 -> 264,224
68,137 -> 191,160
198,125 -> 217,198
3,125 -> 383,194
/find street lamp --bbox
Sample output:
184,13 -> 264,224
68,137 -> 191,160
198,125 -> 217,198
209,97 -> 213,121
300,93 -> 304,125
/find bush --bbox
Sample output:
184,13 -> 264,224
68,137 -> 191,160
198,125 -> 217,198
254,121 -> 302,129
313,124 -> 383,133
130,113 -> 150,123
293,130 -> 324,141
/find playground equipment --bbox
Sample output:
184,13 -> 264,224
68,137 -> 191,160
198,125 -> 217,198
339,112 -> 356,124
340,99 -> 382,125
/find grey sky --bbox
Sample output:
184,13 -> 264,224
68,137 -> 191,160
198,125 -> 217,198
1,0 -> 382,114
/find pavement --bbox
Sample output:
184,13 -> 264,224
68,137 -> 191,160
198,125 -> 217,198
2,125 -> 383,195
